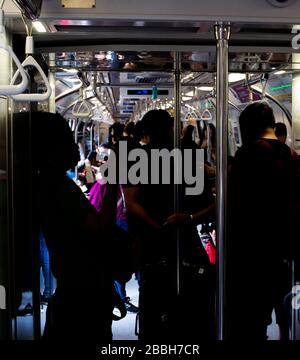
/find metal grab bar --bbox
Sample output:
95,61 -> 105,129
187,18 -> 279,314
0,9 -> 28,96
10,36 -> 52,102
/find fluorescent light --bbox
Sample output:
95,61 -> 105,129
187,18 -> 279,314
274,70 -> 286,75
65,78 -> 81,83
64,69 -> 78,74
134,21 -> 145,27
228,73 -> 246,83
185,104 -> 196,110
185,90 -> 194,97
32,21 -> 47,33
197,86 -> 214,91
270,83 -> 292,91
182,96 -> 192,101
182,73 -> 194,81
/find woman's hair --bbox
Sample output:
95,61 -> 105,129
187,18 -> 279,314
239,102 -> 275,144
274,122 -> 287,137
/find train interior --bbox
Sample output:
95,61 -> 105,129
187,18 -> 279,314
0,0 -> 300,341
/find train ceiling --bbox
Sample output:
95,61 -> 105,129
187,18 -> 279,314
4,2 -> 298,121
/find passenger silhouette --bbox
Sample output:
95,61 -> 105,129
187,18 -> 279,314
227,102 -> 298,340
123,110 -> 176,341
13,112 -> 118,341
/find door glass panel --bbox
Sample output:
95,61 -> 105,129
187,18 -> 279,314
11,106 -> 35,340
226,50 -> 299,340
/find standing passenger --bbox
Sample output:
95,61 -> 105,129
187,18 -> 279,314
14,112 -> 118,341
227,103 -> 298,340
123,110 -> 176,341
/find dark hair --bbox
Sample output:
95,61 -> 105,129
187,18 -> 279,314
239,102 -> 275,144
99,143 -> 110,150
110,122 -> 124,141
207,123 -> 216,147
182,125 -> 195,140
13,111 -> 79,171
133,120 -> 144,142
87,150 -> 97,162
124,121 -> 135,137
140,109 -> 174,146
274,122 -> 287,137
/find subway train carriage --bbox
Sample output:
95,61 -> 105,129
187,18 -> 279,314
1,0 -> 300,345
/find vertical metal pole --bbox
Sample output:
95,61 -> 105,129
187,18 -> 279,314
48,53 -> 56,114
27,71 -> 41,340
174,52 -> 181,295
8,104 -> 18,340
74,119 -> 81,179
90,123 -> 95,151
291,260 -> 295,340
214,22 -> 230,340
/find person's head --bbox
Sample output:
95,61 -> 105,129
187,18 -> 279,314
110,122 -> 124,144
239,102 -> 275,144
182,124 -> 195,141
13,112 -> 80,173
133,120 -> 147,144
140,109 -> 174,146
274,122 -> 287,144
124,121 -> 135,138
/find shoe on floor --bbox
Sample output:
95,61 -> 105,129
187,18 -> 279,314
124,297 -> 138,313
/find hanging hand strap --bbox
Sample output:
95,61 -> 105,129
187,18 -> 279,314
72,99 -> 93,118
0,9 -> 28,96
0,43 -> 29,95
10,36 -> 52,101
201,108 -> 212,121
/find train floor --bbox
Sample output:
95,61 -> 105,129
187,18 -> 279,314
13,279 -> 281,340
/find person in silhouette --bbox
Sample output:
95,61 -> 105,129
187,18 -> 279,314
13,112 -> 118,341
227,102 -> 298,340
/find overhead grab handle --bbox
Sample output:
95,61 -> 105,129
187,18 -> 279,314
184,110 -> 201,122
0,9 -> 28,96
72,99 -> 93,118
10,36 -> 52,102
200,108 -> 212,121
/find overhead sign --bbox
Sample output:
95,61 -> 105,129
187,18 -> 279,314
61,0 -> 95,8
